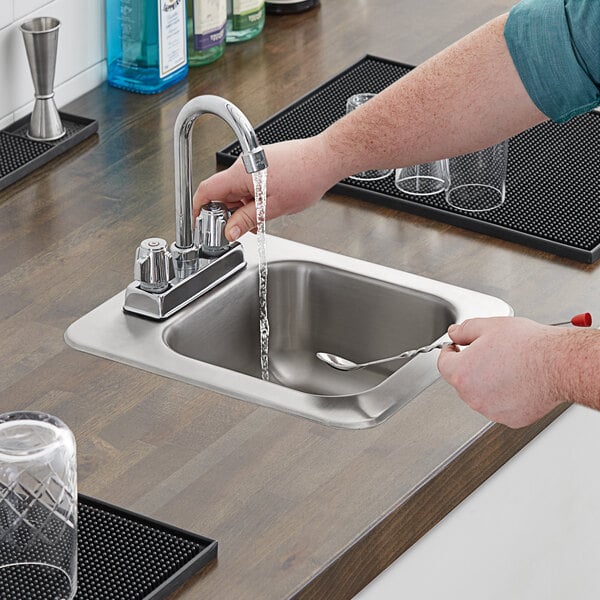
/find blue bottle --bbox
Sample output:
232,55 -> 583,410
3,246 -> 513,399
106,0 -> 188,94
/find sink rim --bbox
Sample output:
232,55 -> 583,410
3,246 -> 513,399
64,234 -> 513,429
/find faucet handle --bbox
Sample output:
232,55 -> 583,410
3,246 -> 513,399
134,238 -> 173,293
195,202 -> 231,257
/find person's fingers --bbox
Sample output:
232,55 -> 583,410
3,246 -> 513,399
437,343 -> 462,381
192,160 -> 252,218
447,318 -> 489,346
437,319 -> 489,384
225,202 -> 258,241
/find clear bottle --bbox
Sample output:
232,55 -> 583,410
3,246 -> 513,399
187,0 -> 227,65
106,0 -> 188,94
265,0 -> 319,14
226,0 -> 265,43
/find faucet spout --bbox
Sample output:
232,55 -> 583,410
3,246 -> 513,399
173,95 -> 268,251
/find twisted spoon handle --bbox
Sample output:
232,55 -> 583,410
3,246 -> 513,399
361,341 -> 453,368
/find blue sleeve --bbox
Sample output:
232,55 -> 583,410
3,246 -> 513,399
504,0 -> 600,123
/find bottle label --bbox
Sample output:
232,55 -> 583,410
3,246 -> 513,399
193,0 -> 226,50
231,0 -> 264,31
158,0 -> 187,77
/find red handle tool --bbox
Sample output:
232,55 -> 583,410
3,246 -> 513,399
550,313 -> 592,327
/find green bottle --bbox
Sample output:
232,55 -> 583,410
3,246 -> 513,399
187,0 -> 227,66
226,0 -> 265,43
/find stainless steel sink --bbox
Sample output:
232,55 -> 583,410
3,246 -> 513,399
65,234 -> 512,428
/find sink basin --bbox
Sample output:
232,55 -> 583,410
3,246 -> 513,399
65,234 -> 512,428
166,261 -> 453,395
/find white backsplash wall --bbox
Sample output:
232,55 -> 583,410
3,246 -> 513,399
0,0 -> 105,129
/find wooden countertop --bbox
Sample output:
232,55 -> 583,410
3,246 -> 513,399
0,1 -> 594,598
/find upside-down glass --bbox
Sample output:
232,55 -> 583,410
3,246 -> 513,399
445,140 -> 508,212
345,93 -> 393,181
0,412 -> 77,600
395,159 -> 450,196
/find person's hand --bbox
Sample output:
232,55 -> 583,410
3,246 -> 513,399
193,137 -> 341,241
437,317 -> 567,428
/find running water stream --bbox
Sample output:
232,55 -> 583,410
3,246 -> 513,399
252,169 -> 270,381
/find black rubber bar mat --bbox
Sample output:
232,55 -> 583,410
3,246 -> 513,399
217,55 -> 600,263
0,111 -> 98,193
0,494 -> 217,600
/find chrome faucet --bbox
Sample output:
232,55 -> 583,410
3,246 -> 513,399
172,95 -> 268,277
123,95 -> 268,320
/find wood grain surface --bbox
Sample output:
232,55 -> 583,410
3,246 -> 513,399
1,1 -> 595,598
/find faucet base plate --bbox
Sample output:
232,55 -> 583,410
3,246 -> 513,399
123,242 -> 246,320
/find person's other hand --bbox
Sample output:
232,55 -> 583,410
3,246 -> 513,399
193,137 -> 339,241
437,317 -> 566,428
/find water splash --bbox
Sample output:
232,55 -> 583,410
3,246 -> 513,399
252,169 -> 270,381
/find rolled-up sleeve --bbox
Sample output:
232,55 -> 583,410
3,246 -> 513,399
504,0 -> 600,123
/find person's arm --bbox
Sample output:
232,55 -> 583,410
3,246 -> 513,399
194,12 -> 546,241
437,318 -> 600,428
320,13 -> 545,178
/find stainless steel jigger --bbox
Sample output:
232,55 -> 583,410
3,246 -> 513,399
20,17 -> 65,141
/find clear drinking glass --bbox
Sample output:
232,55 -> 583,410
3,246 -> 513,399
445,140 -> 508,212
395,159 -> 450,196
0,411 -> 77,600
345,93 -> 393,181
